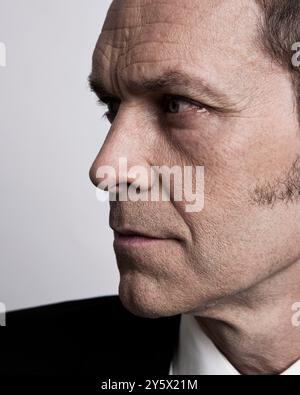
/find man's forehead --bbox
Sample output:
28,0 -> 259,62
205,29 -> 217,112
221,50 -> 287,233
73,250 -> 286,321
103,0 -> 260,38
96,0 -> 261,67
91,0 -> 264,100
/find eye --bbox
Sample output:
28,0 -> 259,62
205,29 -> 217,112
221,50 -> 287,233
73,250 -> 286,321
164,96 -> 208,115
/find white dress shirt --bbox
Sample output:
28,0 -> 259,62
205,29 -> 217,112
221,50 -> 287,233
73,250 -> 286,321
169,313 -> 300,375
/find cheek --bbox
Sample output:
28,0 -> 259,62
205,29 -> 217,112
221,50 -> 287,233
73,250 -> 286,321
168,117 -> 243,177
174,132 -> 252,209
169,116 -> 297,211
171,128 -> 259,253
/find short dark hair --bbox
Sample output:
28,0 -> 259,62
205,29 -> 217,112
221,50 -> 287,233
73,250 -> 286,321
256,0 -> 300,116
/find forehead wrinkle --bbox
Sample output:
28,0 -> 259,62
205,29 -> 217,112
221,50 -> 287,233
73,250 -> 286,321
99,0 -> 263,73
108,0 -> 195,12
102,0 -> 262,59
101,0 -> 202,50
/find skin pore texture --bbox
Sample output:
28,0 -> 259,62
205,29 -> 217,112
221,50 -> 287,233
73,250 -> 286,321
89,0 -> 300,374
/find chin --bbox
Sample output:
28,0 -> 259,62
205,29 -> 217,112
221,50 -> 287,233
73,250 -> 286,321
118,273 -> 182,319
118,271 -> 207,319
118,282 -> 169,319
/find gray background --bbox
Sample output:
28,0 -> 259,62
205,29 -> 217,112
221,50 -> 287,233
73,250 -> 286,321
0,0 -> 118,311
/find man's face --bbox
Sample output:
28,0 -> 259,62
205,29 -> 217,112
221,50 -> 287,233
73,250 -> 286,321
89,0 -> 300,318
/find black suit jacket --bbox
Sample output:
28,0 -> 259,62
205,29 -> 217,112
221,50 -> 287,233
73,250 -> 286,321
1,296 -> 181,376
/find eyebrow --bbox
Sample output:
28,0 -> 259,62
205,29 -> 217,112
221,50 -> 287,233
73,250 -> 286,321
88,70 -> 238,111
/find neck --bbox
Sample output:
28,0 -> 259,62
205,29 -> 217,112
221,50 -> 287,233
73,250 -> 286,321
194,260 -> 300,375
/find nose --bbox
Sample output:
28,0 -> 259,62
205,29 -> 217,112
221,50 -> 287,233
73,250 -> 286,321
89,111 -> 153,195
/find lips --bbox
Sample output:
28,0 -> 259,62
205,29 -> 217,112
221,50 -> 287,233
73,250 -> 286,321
112,227 -> 168,240
114,231 -> 168,246
109,202 -> 188,242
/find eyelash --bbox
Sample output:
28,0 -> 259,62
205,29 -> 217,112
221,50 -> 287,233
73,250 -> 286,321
98,95 -> 210,121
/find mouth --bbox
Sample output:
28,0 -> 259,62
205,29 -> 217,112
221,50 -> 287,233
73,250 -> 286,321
112,227 -> 178,247
113,231 -> 166,246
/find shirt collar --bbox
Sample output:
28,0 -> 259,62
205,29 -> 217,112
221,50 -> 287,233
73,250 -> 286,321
170,313 -> 300,375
